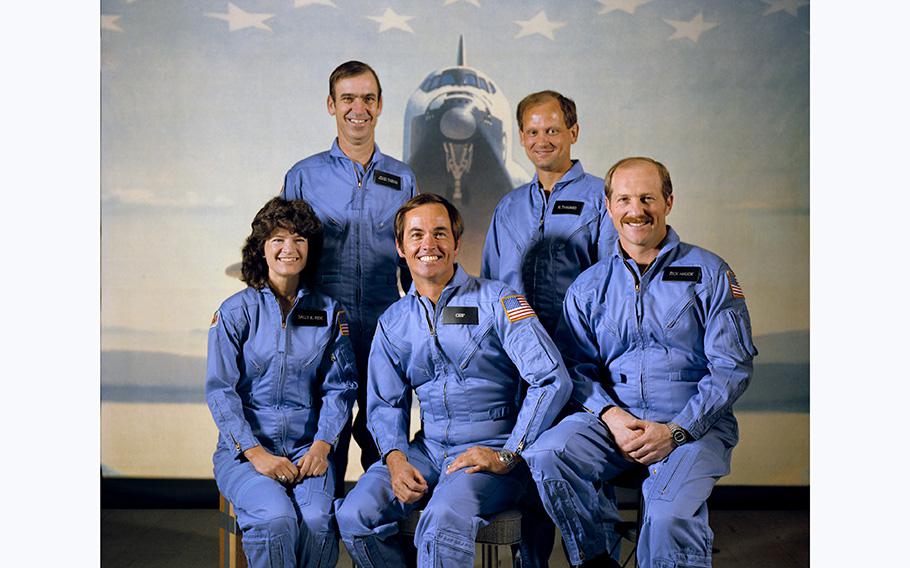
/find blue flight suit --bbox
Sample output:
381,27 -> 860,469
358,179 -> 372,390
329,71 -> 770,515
523,228 -> 758,568
206,285 -> 358,568
481,160 -> 616,334
335,266 -> 572,567
282,139 -> 418,476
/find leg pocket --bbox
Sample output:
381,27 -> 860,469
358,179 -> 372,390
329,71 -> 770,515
647,447 -> 698,503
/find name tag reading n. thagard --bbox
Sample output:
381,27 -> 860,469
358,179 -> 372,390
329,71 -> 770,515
442,306 -> 479,325
662,266 -> 702,283
292,309 -> 328,327
374,170 -> 402,190
553,200 -> 584,215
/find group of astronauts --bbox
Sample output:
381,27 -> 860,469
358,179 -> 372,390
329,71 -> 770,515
205,60 -> 758,568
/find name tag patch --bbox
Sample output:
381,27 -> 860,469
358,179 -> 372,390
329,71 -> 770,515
662,266 -> 702,283
442,306 -> 479,325
292,309 -> 328,327
553,200 -> 584,215
374,170 -> 402,190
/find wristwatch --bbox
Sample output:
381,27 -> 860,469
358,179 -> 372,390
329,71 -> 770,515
497,449 -> 518,471
667,423 -> 690,447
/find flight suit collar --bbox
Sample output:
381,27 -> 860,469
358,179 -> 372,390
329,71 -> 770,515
529,159 -> 585,195
328,137 -> 382,167
260,284 -> 312,300
610,226 -> 682,274
407,264 -> 471,304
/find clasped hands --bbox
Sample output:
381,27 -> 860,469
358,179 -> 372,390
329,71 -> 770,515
244,440 -> 332,485
385,446 -> 516,505
600,406 -> 675,466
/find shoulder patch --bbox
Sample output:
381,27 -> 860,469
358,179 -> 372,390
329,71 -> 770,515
210,311 -> 219,328
336,309 -> 350,336
727,270 -> 745,299
500,294 -> 536,323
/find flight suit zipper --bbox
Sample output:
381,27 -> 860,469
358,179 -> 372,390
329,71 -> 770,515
275,295 -> 297,456
622,261 -> 648,409
515,392 -> 545,453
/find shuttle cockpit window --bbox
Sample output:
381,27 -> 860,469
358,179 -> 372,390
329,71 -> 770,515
420,69 -> 497,94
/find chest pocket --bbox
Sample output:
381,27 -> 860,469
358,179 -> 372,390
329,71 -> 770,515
662,288 -> 704,340
290,330 -> 332,407
318,214 -> 346,285
455,315 -> 495,370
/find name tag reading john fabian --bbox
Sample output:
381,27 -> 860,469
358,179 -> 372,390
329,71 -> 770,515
442,306 -> 479,325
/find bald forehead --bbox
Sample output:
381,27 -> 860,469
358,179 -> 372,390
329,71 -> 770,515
613,158 -> 660,179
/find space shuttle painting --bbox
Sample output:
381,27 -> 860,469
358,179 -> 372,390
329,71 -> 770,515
403,35 -> 530,273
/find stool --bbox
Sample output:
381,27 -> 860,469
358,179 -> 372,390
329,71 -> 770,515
399,508 -> 522,568
218,494 -> 247,568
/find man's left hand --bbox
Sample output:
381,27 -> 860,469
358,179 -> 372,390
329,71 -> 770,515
446,446 -> 514,475
624,421 -> 676,466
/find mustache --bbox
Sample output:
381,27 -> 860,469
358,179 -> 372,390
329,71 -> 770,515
621,215 -> 653,224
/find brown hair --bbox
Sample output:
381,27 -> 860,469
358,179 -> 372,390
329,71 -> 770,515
394,193 -> 464,247
329,60 -> 382,100
516,90 -> 578,131
241,197 -> 323,289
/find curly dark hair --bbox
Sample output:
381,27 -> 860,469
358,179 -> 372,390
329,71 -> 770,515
241,197 -> 323,289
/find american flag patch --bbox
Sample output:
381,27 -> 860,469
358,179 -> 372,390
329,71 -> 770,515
501,294 -> 536,323
336,310 -> 350,336
727,270 -> 745,299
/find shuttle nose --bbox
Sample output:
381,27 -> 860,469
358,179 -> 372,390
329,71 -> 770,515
440,105 -> 476,141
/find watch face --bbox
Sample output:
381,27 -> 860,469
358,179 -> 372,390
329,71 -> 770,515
673,429 -> 687,444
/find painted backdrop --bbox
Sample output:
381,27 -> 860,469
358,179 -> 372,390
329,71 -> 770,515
101,0 -> 809,485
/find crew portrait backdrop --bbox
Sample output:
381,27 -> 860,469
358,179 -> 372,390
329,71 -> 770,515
101,0 -> 809,487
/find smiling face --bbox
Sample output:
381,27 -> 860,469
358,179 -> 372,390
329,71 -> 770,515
396,203 -> 459,293
607,160 -> 673,262
327,72 -> 382,149
519,98 -> 578,176
263,228 -> 309,284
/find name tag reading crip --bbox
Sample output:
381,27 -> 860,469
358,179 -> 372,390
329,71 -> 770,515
374,170 -> 402,190
442,306 -> 479,325
292,309 -> 328,327
662,266 -> 702,283
553,200 -> 584,215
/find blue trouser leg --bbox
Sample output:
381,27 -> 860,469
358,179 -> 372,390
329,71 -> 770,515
523,413 -> 629,566
525,412 -> 738,568
215,446 -> 341,568
636,416 -> 737,568
336,442 -> 438,567
414,457 -> 528,567
215,449 -> 299,568
294,462 -> 340,568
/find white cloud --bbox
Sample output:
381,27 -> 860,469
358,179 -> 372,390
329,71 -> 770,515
102,188 -> 234,210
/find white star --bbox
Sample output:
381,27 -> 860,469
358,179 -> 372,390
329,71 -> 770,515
367,8 -> 415,33
597,0 -> 652,16
514,10 -> 567,41
762,0 -> 809,17
102,14 -> 123,32
205,2 -> 274,32
445,0 -> 481,6
665,12 -> 718,43
294,0 -> 337,7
